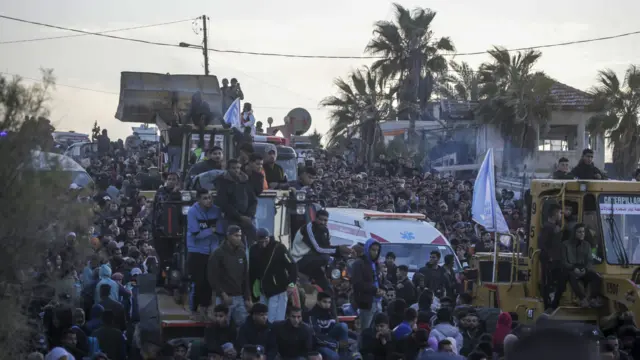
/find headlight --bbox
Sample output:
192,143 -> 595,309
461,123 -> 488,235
296,204 -> 306,215
181,206 -> 190,215
181,191 -> 192,201
296,191 -> 306,201
331,269 -> 341,280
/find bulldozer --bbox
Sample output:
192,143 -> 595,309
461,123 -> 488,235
471,179 -> 640,326
114,71 -> 313,339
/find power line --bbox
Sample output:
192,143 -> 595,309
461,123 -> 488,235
0,18 -> 196,44
0,71 -> 321,110
0,14 -> 188,49
2,14 -> 639,59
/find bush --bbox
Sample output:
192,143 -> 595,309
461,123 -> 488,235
0,69 -> 93,356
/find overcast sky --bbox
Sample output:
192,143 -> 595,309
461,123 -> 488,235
1,0 -> 638,141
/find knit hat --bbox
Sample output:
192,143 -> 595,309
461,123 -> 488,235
226,225 -> 242,236
256,228 -> 270,239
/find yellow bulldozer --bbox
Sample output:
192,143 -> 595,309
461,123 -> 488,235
471,179 -> 640,327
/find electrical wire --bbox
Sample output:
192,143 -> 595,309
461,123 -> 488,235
1,14 -> 639,59
0,15 -> 188,48
0,18 -> 196,44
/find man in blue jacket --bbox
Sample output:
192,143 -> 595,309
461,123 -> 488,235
187,187 -> 223,320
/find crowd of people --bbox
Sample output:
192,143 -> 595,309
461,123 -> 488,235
25,127 -> 640,360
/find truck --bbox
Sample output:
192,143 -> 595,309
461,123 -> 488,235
114,71 -> 310,340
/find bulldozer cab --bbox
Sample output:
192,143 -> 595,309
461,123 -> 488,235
472,179 -> 640,327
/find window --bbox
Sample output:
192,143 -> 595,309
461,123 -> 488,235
538,139 -> 568,151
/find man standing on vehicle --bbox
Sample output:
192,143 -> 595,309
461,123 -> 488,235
216,158 -> 258,247
249,228 -> 297,322
290,209 -> 352,311
186,188 -> 223,320
540,203 -> 566,310
185,146 -> 225,189
351,238 -> 384,330
208,225 -> 252,327
262,144 -> 287,189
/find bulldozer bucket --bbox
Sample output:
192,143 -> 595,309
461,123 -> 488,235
114,72 -> 223,126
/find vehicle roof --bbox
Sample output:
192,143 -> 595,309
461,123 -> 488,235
531,179 -> 640,194
30,150 -> 87,172
326,207 -> 450,246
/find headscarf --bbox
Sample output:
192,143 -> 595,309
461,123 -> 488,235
45,347 -> 74,360
493,312 -> 513,348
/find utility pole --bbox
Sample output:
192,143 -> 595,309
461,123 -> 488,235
201,15 -> 210,76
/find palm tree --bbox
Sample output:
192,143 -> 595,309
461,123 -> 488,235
477,46 -> 554,174
586,65 -> 640,177
320,67 -> 394,165
365,3 -> 454,144
308,129 -> 323,149
439,61 -> 481,101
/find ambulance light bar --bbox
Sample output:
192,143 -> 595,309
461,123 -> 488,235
363,213 -> 426,220
253,135 -> 287,145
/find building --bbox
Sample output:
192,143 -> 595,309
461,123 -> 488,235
380,78 -> 602,177
475,80 -> 602,176
132,123 -> 159,142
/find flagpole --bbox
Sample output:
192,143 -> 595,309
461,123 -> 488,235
492,231 -> 498,283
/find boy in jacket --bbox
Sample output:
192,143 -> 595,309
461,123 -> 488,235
208,225 -> 252,327
305,292 -> 349,360
249,228 -> 297,322
351,238 -> 383,330
186,188 -> 223,320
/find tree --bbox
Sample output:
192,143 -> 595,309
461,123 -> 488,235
91,120 -> 101,141
308,129 -> 323,149
477,47 -> 554,174
365,3 -> 454,144
438,61 -> 481,101
0,69 -> 92,357
320,67 -> 394,165
587,65 -> 640,176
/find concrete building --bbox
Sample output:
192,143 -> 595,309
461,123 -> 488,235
381,79 -> 601,177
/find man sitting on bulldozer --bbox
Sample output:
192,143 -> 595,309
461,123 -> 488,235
563,223 -> 602,308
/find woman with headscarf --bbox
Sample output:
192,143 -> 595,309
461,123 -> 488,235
492,312 -> 513,357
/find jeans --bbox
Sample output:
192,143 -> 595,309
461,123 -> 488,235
260,291 -> 288,323
216,295 -> 248,327
358,301 -> 381,330
188,252 -> 211,311
167,145 -> 181,173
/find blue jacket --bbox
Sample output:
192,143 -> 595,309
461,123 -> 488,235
187,202 -> 223,255
95,264 -> 119,304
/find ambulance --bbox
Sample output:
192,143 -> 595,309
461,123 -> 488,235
325,208 -> 463,276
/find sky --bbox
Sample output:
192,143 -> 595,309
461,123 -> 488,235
1,0 -> 639,141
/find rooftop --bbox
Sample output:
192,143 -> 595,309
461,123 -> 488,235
548,79 -> 593,110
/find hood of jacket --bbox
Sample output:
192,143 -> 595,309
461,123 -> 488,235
90,304 -> 104,320
363,238 -> 381,263
223,169 -> 248,183
433,323 -> 460,338
98,264 -> 112,279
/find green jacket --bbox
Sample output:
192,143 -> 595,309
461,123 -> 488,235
562,239 -> 592,270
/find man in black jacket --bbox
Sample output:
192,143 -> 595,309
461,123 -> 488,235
216,159 -> 258,246
97,284 -> 127,332
243,153 -> 266,196
249,228 -> 297,322
540,203 -> 566,310
570,148 -> 606,180
185,146 -> 225,189
553,157 -> 574,180
395,265 -> 416,306
237,303 -> 278,360
204,304 -> 238,354
414,251 -> 446,298
273,307 -> 313,360
360,313 -> 396,360
351,238 -> 383,330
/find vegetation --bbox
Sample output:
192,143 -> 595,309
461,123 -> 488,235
0,69 -> 92,357
321,3 -> 638,172
587,65 -> 640,176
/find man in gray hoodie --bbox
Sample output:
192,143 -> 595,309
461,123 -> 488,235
429,307 -> 463,354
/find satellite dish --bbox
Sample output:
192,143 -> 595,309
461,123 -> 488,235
285,108 -> 312,135
267,117 -> 273,126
